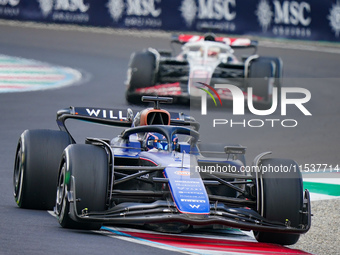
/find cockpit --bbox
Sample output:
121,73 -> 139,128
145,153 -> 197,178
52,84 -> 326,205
124,96 -> 198,153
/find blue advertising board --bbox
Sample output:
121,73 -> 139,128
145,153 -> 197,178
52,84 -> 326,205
0,0 -> 339,42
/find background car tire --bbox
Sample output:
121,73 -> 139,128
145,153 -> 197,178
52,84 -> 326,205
257,57 -> 283,81
56,144 -> 108,230
254,158 -> 303,245
248,58 -> 276,103
13,129 -> 72,210
126,50 -> 157,103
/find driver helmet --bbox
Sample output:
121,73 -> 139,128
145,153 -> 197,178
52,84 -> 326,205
204,33 -> 216,41
146,133 -> 168,151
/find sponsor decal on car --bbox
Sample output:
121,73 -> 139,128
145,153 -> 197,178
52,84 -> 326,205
174,170 -> 191,176
135,82 -> 182,96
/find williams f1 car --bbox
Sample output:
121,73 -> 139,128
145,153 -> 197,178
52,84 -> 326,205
125,34 -> 282,106
13,96 -> 310,245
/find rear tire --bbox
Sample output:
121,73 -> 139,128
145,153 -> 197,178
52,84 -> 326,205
13,129 -> 71,210
254,158 -> 302,245
55,144 -> 108,230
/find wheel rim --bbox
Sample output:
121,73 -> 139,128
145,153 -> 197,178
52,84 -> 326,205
13,144 -> 24,205
55,161 -> 68,221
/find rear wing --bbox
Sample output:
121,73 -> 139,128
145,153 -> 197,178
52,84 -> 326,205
56,106 -> 132,129
171,34 -> 258,49
56,106 -> 200,141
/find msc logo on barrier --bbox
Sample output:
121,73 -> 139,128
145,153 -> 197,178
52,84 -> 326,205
180,0 -> 236,31
37,0 -> 89,16
0,0 -> 19,6
107,0 -> 162,27
37,0 -> 90,23
256,0 -> 312,37
328,2 -> 340,37
0,0 -> 20,17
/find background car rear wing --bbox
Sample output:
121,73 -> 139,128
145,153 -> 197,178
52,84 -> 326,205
172,34 -> 258,49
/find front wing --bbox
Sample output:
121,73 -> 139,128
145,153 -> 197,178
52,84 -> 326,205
66,175 -> 311,234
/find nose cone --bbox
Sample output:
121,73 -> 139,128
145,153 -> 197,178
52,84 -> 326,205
164,166 -> 210,214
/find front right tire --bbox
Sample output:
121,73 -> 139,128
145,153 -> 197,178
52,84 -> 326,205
254,158 -> 303,245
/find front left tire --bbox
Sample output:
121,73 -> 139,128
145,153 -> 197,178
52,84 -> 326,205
13,129 -> 71,210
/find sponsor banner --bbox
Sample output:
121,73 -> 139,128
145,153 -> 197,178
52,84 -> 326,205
0,0 -> 339,42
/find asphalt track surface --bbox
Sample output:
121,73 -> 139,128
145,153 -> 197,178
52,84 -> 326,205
0,22 -> 339,255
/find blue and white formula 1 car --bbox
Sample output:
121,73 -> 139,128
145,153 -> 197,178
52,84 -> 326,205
13,96 -> 310,245
125,33 -> 282,106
